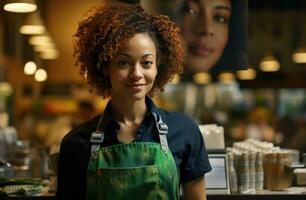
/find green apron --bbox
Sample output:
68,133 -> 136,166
86,112 -> 179,200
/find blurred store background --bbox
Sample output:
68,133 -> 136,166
0,0 -> 306,187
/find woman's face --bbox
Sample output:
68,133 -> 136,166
182,0 -> 231,73
108,33 -> 157,101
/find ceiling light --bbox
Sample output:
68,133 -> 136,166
0,82 -> 13,96
193,73 -> 211,84
29,34 -> 52,45
218,72 -> 235,83
20,11 -> 45,35
34,68 -> 47,82
259,53 -> 280,72
236,68 -> 257,80
292,47 -> 306,63
3,0 -> 37,13
24,61 -> 37,75
40,49 -> 59,60
33,43 -> 56,52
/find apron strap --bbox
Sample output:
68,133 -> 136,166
90,111 -> 169,155
152,112 -> 169,153
90,131 -> 104,156
90,112 -> 106,156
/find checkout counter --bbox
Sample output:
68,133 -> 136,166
1,124 -> 306,200
201,124 -> 306,200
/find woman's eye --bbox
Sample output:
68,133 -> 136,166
188,8 -> 198,15
214,15 -> 229,24
184,2 -> 199,16
143,61 -> 153,68
118,60 -> 129,67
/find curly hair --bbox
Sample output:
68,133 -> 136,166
73,2 -> 185,98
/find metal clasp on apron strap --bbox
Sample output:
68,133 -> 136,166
90,131 -> 104,156
152,112 -> 169,153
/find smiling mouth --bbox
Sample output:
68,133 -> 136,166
189,45 -> 214,57
126,83 -> 145,87
125,83 -> 146,91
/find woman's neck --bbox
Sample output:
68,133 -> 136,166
110,97 -> 147,125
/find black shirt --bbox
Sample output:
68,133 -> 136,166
56,97 -> 211,200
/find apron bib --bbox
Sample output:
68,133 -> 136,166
86,112 -> 179,200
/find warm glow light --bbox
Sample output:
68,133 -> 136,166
193,73 -> 211,84
236,68 -> 257,80
259,54 -> 280,72
3,2 -> 37,13
34,69 -> 47,82
292,48 -> 306,63
33,43 -> 56,52
0,82 -> 13,96
218,72 -> 235,83
20,25 -> 45,35
19,11 -> 45,34
40,49 -> 59,60
24,61 -> 37,75
29,35 -> 52,45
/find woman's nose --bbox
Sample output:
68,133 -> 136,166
129,64 -> 143,80
196,10 -> 214,36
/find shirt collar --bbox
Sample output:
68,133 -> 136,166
97,96 -> 161,131
145,96 -> 162,117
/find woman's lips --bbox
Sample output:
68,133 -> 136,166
126,83 -> 145,92
189,44 -> 214,57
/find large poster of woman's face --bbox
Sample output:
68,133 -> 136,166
139,0 -> 248,75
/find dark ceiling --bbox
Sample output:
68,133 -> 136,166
249,0 -> 306,10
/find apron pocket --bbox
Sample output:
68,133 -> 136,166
96,165 -> 159,200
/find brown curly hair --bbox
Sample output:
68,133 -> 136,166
73,2 -> 185,98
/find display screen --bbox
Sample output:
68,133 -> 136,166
205,156 -> 228,190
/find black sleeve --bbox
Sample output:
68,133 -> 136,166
55,132 -> 90,200
180,117 -> 212,183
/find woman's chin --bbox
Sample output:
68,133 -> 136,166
128,92 -> 147,101
184,55 -> 217,73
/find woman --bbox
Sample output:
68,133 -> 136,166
56,2 -> 211,200
141,0 -> 247,74
181,0 -> 232,73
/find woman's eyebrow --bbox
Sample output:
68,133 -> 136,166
116,53 -> 154,58
215,5 -> 232,12
116,53 -> 132,58
142,54 -> 154,58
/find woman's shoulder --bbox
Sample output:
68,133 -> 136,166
157,108 -> 199,131
61,114 -> 101,146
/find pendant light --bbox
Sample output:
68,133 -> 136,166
29,33 -> 52,45
292,4 -> 306,64
193,72 -> 211,84
24,61 -> 37,75
218,72 -> 235,83
34,68 -> 47,82
292,47 -> 306,63
259,2 -> 280,72
19,11 -> 45,35
259,52 -> 280,72
236,68 -> 257,80
29,32 -> 59,60
40,49 -> 59,60
3,0 -> 37,13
